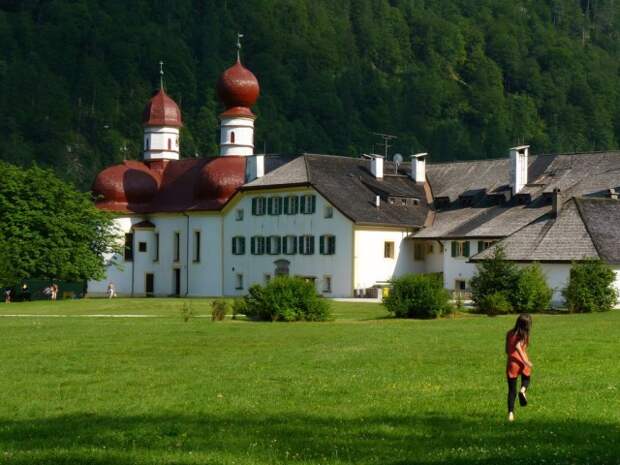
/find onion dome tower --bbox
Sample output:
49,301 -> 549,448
142,62 -> 183,161
216,35 -> 260,156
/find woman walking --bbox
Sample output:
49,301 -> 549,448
506,314 -> 533,422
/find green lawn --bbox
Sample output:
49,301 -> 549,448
0,299 -> 618,465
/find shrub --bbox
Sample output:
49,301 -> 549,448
180,301 -> 194,322
231,298 -> 246,320
477,291 -> 513,316
470,246 -> 519,312
243,276 -> 331,322
211,299 -> 229,321
384,273 -> 451,319
563,260 -> 618,312
512,263 -> 553,313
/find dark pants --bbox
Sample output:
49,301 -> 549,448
507,374 -> 530,412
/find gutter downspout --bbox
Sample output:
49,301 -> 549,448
183,213 -> 190,296
130,230 -> 136,297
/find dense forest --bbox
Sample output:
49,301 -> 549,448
1,0 -> 620,189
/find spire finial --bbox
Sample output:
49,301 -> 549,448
236,33 -> 244,61
159,60 -> 164,89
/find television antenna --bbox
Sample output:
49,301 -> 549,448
393,153 -> 403,174
372,132 -> 397,159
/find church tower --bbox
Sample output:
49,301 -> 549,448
216,38 -> 260,157
142,64 -> 183,161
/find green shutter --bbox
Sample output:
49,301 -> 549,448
298,236 -> 304,255
276,197 -> 282,215
308,236 -> 315,255
275,236 -> 281,254
292,196 -> 298,214
232,237 -> 237,255
463,241 -> 470,257
266,236 -> 272,254
240,237 -> 245,255
251,237 -> 256,255
319,235 -> 325,255
267,197 -> 273,215
251,198 -> 257,215
330,236 -> 336,254
478,240 -> 484,253
283,196 -> 289,215
451,241 -> 457,257
310,195 -> 316,213
299,195 -> 306,214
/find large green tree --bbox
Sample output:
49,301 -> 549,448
1,1 -> 620,189
0,161 -> 118,285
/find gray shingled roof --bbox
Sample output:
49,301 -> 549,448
242,153 -> 430,227
415,151 -> 620,239
575,198 -> 620,264
471,199 -> 599,262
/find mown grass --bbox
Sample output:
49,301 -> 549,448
0,299 -> 618,464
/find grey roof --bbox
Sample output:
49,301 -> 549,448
415,151 -> 620,239
575,198 -> 620,264
243,154 -> 430,227
471,199 -> 598,262
245,155 -> 309,187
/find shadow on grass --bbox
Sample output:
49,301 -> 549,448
0,412 -> 617,464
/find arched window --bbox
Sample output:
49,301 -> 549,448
168,139 -> 172,150
230,131 -> 235,144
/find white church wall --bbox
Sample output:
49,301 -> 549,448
186,214 -> 223,296
222,188 -> 354,297
353,227 -> 419,290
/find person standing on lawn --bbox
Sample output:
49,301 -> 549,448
506,313 -> 533,422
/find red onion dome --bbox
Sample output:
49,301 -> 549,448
194,157 -> 247,201
92,161 -> 160,205
216,59 -> 260,109
142,88 -> 182,127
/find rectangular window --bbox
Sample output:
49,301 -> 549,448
251,197 -> 266,215
319,235 -> 336,255
323,276 -> 332,293
414,243 -> 425,261
251,236 -> 266,255
153,233 -> 160,262
427,243 -> 434,254
138,241 -> 147,253
193,231 -> 201,263
267,235 -> 281,255
232,236 -> 246,255
477,240 -> 496,253
298,235 -> 315,255
268,197 -> 283,215
384,241 -> 395,259
324,205 -> 334,219
283,235 -> 297,255
264,273 -> 271,285
284,196 -> 299,215
439,242 -> 445,254
455,279 -> 467,291
236,273 -> 244,290
173,232 -> 180,262
235,209 -> 244,221
124,233 -> 134,261
450,240 -> 470,258
300,194 -> 316,214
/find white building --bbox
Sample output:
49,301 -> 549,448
89,55 -> 620,304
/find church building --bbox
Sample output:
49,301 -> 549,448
89,53 -> 620,304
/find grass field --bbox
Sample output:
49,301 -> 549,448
0,299 -> 618,465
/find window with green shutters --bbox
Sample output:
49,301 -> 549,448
283,235 -> 297,255
251,197 -> 266,216
298,235 -> 315,255
284,196 -> 298,215
232,236 -> 245,255
250,236 -> 266,255
478,240 -> 495,253
267,235 -> 282,255
300,194 -> 316,214
451,240 -> 470,258
267,197 -> 282,215
320,235 -> 336,255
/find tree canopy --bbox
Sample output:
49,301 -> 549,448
1,1 -> 619,189
0,161 -> 118,285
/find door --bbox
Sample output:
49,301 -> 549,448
145,273 -> 154,296
173,269 -> 181,296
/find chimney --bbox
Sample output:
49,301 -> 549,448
609,188 -> 619,200
509,145 -> 529,194
552,188 -> 562,217
246,154 -> 264,182
410,153 -> 427,183
370,154 -> 384,179
375,195 -> 381,208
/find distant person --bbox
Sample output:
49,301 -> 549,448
107,283 -> 116,299
506,314 -> 533,422
4,288 -> 11,304
43,286 -> 52,299
51,283 -> 59,302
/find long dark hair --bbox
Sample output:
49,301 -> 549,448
512,314 -> 532,344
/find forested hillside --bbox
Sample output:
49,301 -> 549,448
1,0 -> 619,189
